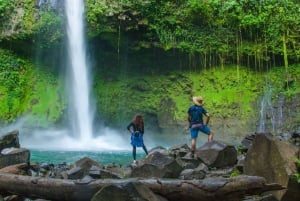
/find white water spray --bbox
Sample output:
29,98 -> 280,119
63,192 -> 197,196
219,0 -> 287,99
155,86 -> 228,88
65,0 -> 93,143
19,0 -> 130,151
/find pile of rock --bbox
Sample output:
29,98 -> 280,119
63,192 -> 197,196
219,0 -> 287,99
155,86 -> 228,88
0,130 -> 298,201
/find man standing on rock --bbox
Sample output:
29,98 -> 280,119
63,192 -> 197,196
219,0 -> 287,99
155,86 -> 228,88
187,96 -> 214,158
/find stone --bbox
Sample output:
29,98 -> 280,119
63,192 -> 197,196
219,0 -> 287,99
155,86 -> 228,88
179,168 -> 206,180
0,148 -> 30,169
0,130 -> 20,151
244,133 -> 300,201
130,151 -> 183,178
0,163 -> 29,175
196,141 -> 237,168
66,167 -> 84,180
91,182 -> 162,201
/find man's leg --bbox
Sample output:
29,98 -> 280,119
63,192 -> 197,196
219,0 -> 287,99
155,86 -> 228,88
208,131 -> 214,142
191,138 -> 196,155
201,125 -> 213,142
190,128 -> 198,158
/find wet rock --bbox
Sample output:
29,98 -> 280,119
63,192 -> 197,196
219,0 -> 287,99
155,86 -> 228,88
196,141 -> 237,168
168,144 -> 190,158
148,146 -> 168,155
0,148 -> 30,169
130,151 -> 183,178
0,130 -> 20,151
179,163 -> 206,180
244,133 -> 300,201
241,133 -> 256,150
66,166 -> 84,180
0,163 -> 29,175
91,182 -> 162,201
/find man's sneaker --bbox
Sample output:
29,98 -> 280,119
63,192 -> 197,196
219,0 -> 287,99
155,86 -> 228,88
190,153 -> 195,159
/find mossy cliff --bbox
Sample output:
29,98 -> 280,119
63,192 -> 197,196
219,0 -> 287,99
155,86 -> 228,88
1,46 -> 299,137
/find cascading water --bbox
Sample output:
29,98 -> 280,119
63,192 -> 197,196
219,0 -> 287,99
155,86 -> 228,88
257,84 -> 285,134
257,86 -> 274,133
6,0 -> 139,151
65,0 -> 93,143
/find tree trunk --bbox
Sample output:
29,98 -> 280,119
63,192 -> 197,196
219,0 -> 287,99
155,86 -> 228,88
282,32 -> 288,74
0,173 -> 284,201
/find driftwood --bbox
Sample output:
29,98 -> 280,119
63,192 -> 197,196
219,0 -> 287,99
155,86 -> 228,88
0,173 -> 284,201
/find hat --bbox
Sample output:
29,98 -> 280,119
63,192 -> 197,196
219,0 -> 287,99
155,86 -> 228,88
193,96 -> 204,106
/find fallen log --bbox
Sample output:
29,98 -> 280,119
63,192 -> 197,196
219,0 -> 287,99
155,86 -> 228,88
0,173 -> 284,201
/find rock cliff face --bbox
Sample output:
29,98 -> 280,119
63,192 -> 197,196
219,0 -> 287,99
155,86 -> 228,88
158,91 -> 300,146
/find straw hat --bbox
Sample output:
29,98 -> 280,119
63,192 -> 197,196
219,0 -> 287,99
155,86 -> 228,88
192,96 -> 204,106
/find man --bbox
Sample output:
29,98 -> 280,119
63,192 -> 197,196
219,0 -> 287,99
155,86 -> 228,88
187,96 -> 214,158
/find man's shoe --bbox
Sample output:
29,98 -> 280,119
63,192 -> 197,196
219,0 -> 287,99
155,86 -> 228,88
190,153 -> 194,159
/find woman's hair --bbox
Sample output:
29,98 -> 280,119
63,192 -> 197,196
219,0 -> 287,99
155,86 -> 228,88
132,114 -> 144,131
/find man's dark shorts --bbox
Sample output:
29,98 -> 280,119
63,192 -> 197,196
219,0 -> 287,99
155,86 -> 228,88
190,124 -> 211,139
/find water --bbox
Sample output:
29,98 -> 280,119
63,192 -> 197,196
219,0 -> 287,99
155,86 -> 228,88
30,150 -> 144,166
65,0 -> 93,142
257,85 -> 285,134
257,87 -> 274,132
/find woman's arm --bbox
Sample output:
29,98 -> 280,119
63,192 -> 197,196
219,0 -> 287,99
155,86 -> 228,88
126,122 -> 133,133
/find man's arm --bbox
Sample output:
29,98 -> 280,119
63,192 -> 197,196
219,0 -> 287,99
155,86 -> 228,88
187,113 -> 191,128
205,113 -> 210,125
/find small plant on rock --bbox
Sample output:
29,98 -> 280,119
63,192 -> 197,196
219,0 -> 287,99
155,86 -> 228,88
293,157 -> 300,183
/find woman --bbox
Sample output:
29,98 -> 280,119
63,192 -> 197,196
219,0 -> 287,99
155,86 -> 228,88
126,114 -> 148,163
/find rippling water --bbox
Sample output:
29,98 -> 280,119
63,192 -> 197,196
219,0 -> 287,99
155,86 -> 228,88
30,150 -> 146,166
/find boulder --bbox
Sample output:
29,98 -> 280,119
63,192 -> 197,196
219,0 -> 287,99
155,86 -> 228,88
66,166 -> 84,180
0,148 -> 30,169
0,163 -> 29,175
168,144 -> 190,158
196,141 -> 237,168
91,182 -> 163,201
89,165 -> 121,179
179,163 -> 206,180
74,157 -> 104,170
244,133 -> 300,201
130,151 -> 183,178
0,130 -> 20,151
148,146 -> 168,155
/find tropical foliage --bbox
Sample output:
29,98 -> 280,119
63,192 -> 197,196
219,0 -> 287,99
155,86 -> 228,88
0,0 -> 299,128
85,0 -> 300,72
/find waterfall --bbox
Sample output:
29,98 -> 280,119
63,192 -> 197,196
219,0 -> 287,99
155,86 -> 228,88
65,0 -> 93,142
257,85 -> 285,134
13,0 -> 131,151
257,86 -> 275,133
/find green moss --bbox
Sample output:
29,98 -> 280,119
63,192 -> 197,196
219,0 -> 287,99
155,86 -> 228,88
0,49 -> 33,122
25,70 -> 66,127
94,64 -> 300,127
0,48 -> 66,126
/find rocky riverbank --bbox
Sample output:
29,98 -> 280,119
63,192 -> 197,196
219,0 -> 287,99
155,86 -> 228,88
0,130 -> 299,201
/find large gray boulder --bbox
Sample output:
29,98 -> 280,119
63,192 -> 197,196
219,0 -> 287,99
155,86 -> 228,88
244,133 -> 300,201
65,157 -> 121,180
130,151 -> 183,178
196,141 -> 237,168
91,182 -> 164,201
0,148 -> 30,169
0,130 -> 20,151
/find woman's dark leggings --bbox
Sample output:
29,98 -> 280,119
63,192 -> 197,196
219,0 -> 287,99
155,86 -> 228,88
132,145 -> 148,160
